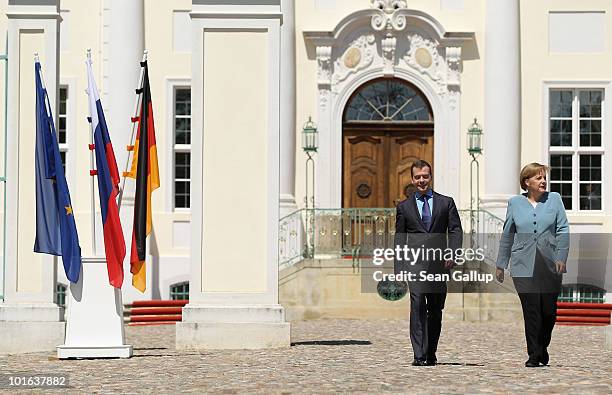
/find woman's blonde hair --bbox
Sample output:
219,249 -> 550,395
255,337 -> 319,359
519,163 -> 549,191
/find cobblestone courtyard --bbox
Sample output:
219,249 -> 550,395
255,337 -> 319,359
1,319 -> 611,393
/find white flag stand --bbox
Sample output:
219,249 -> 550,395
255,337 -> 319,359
57,257 -> 133,359
57,50 -> 133,359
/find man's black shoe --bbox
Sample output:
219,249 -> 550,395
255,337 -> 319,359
425,360 -> 437,366
412,359 -> 428,366
525,359 -> 542,368
540,349 -> 549,366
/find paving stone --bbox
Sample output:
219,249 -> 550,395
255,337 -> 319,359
0,320 -> 610,393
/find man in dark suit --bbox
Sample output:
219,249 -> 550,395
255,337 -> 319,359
394,160 -> 463,366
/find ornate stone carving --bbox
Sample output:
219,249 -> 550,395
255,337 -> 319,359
316,46 -> 333,111
316,46 -> 332,88
382,34 -> 397,76
370,0 -> 408,32
371,0 -> 408,13
445,46 -> 462,88
403,34 -> 442,82
446,87 -> 460,110
332,35 -> 375,85
344,48 -> 362,69
319,88 -> 331,111
443,47 -> 462,107
402,34 -> 464,96
369,0 -> 405,76
415,47 -> 432,68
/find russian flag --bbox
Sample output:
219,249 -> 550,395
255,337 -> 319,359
86,58 -> 126,288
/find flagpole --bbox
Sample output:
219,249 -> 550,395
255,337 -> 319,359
86,48 -> 98,257
117,49 -> 148,213
34,53 -> 49,112
35,53 -> 53,123
35,55 -> 56,125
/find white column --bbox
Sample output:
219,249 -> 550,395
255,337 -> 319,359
482,0 -> 521,217
0,0 -> 65,354
279,0 -> 297,217
101,0 -> 147,300
315,46 -> 333,208
176,0 -> 290,350
102,0 -> 144,171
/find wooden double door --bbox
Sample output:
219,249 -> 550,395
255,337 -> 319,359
343,127 -> 433,208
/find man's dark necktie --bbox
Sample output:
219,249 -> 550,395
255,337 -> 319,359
421,196 -> 432,231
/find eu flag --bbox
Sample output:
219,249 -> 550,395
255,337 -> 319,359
34,61 -> 82,283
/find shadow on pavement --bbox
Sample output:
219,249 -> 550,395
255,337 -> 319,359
133,347 -> 168,351
291,340 -> 371,346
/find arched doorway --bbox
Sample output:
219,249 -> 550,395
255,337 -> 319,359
342,78 -> 434,208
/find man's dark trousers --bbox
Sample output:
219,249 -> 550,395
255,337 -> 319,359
409,285 -> 447,362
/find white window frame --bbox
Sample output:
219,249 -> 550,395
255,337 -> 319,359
166,79 -> 192,212
58,77 -> 77,187
55,78 -> 76,287
543,81 -> 611,215
58,85 -> 68,166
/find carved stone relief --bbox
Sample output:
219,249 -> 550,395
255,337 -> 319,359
370,0 -> 408,32
403,34 -> 443,84
401,33 -> 463,96
316,46 -> 333,111
316,46 -> 332,88
445,46 -> 462,88
381,34 -> 397,76
314,7 -> 464,111
333,34 -> 376,85
415,47 -> 432,68
344,48 -> 362,69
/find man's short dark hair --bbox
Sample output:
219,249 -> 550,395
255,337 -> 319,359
411,159 -> 432,177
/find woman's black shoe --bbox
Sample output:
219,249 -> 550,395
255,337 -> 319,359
412,359 -> 428,366
540,350 -> 549,366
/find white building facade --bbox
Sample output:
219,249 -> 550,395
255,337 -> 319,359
0,0 -> 611,317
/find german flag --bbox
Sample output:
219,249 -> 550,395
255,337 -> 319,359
126,61 -> 159,292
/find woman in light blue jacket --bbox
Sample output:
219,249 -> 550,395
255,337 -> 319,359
496,163 -> 570,368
